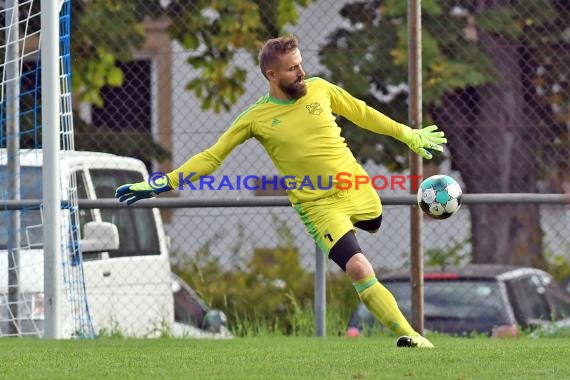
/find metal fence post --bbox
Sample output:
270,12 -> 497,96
408,0 -> 424,335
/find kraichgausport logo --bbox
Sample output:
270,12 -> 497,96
148,172 -> 423,192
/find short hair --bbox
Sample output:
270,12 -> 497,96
258,36 -> 299,79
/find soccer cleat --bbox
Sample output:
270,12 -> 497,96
396,335 -> 434,348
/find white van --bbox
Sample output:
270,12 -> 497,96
0,149 -> 228,338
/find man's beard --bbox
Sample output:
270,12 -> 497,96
279,77 -> 307,99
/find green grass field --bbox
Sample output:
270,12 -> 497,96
1,335 -> 569,379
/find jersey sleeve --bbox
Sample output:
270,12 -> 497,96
324,79 -> 412,141
166,118 -> 253,189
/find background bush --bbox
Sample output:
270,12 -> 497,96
172,216 -> 360,337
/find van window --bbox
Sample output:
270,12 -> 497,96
89,169 -> 160,257
75,171 -> 100,261
73,170 -> 93,227
0,166 -> 43,249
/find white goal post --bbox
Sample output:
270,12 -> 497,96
41,0 -> 63,339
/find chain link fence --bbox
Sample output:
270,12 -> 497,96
65,0 -> 569,335
2,0 -> 569,336
74,3 -> 568,263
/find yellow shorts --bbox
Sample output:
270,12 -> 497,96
293,178 -> 382,255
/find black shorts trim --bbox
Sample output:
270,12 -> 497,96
354,214 -> 382,232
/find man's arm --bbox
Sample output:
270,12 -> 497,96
116,119 -> 253,204
326,79 -> 446,159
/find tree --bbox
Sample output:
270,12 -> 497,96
318,0 -> 569,267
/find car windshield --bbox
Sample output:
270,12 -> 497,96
386,279 -> 512,334
89,169 -> 160,257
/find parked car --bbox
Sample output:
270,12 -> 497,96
347,264 -> 570,337
171,272 -> 232,338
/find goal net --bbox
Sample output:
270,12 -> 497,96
0,0 -> 94,338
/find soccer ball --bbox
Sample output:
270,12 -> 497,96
416,175 -> 462,219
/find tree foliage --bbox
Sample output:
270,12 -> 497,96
316,0 -> 568,173
164,0 -> 313,112
70,0 -> 313,112
71,1 -> 147,107
318,0 -> 495,169
64,0 -> 313,161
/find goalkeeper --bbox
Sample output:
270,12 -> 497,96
116,36 -> 445,348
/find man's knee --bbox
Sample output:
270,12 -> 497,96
345,253 -> 374,281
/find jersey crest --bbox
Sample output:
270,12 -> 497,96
306,102 -> 323,115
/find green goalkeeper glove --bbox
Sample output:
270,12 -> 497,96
399,125 -> 447,160
115,174 -> 171,205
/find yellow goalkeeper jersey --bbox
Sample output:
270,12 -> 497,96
166,77 -> 410,203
